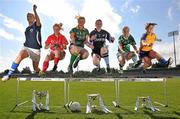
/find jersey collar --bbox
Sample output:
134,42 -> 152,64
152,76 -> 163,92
122,34 -> 130,40
76,26 -> 85,30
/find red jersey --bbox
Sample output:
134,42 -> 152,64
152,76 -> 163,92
45,33 -> 68,51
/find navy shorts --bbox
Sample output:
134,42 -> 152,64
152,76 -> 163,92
139,51 -> 150,58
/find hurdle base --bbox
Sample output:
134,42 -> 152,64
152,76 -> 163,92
112,101 -> 120,108
10,100 -> 29,112
154,101 -> 168,107
64,103 -> 72,112
134,96 -> 161,112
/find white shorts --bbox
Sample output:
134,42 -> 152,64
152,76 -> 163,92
22,46 -> 41,62
116,52 -> 129,61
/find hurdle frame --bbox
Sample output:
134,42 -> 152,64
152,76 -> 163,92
112,78 -> 168,109
11,77 -> 65,111
11,77 -> 168,112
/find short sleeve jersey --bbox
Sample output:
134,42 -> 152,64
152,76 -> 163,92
90,29 -> 111,49
24,22 -> 42,49
140,33 -> 156,51
45,33 -> 68,51
118,34 -> 136,52
70,27 -> 89,48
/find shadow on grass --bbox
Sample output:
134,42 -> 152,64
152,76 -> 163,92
173,111 -> 180,116
114,113 -> 123,119
91,109 -> 105,115
25,109 -> 56,119
119,106 -> 135,114
143,110 -> 179,119
25,111 -> 37,119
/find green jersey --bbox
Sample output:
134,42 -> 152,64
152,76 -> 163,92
70,27 -> 89,48
118,34 -> 136,53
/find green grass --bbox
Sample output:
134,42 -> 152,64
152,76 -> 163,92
0,78 -> 180,119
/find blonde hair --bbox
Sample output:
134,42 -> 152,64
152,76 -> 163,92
53,23 -> 63,30
75,15 -> 85,22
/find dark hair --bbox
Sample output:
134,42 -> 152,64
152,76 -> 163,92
96,19 -> 102,23
145,23 -> 157,29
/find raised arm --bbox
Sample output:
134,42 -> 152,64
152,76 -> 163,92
33,5 -> 41,27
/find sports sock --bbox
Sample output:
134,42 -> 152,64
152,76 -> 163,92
103,56 -> 110,68
119,64 -> 123,70
54,57 -> 59,65
132,54 -> 137,63
42,61 -> 49,72
69,54 -> 77,67
8,62 -> 19,76
159,57 -> 168,65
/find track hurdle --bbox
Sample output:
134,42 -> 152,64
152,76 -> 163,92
112,78 -> 168,111
11,77 -> 65,111
11,77 -> 168,112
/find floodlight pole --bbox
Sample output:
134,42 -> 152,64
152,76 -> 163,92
168,30 -> 179,67
173,33 -> 177,66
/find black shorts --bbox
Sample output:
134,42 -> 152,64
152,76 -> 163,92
92,47 -> 101,56
139,51 -> 150,58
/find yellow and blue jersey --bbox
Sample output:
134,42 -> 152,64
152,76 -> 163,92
140,33 -> 156,51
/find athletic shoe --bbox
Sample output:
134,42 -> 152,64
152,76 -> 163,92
133,60 -> 142,68
142,69 -> 147,74
106,67 -> 111,73
2,75 -> 10,82
73,56 -> 80,68
68,65 -> 73,74
52,64 -> 58,71
39,71 -> 45,77
167,57 -> 173,68
97,65 -> 101,72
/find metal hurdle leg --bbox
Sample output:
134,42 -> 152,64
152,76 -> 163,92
163,78 -> 168,107
45,91 -> 49,110
146,96 -> 155,112
134,97 -> 140,111
112,78 -> 120,107
64,78 -> 71,111
11,78 -> 29,112
154,78 -> 168,107
64,78 -> 70,105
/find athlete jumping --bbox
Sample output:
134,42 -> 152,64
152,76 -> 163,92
117,26 -> 139,74
139,23 -> 173,72
68,16 -> 94,73
39,23 -> 68,75
90,19 -> 114,73
2,5 -> 42,81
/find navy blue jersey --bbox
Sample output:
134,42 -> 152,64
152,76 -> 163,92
90,29 -> 111,48
24,22 -> 42,49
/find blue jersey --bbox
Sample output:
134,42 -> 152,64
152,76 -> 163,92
24,22 -> 42,49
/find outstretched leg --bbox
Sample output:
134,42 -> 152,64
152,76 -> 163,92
2,49 -> 29,81
149,50 -> 173,67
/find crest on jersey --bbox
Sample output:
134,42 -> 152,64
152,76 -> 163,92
30,28 -> 33,32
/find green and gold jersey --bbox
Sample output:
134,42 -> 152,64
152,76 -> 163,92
70,27 -> 89,48
118,34 -> 136,53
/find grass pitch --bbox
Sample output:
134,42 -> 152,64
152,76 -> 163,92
0,78 -> 180,119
